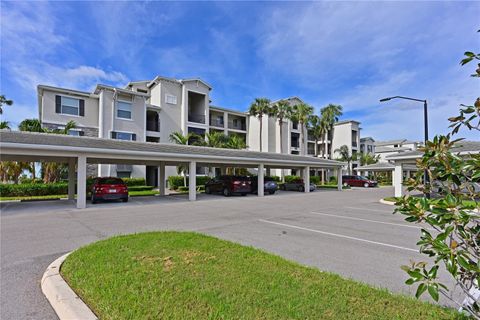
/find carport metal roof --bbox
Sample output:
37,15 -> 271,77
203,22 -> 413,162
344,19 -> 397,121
0,131 -> 344,168
354,162 -> 418,172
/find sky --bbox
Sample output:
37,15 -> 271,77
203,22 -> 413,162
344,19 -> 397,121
1,1 -> 479,141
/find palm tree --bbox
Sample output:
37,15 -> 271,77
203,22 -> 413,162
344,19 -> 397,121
320,104 -> 343,158
18,118 -> 43,132
248,98 -> 271,152
291,103 -> 313,155
269,100 -> 292,154
225,134 -> 247,150
335,145 -> 357,175
308,115 -> 327,157
0,121 -> 10,130
0,95 -> 13,115
169,131 -> 195,186
204,131 -> 229,148
359,153 -> 379,166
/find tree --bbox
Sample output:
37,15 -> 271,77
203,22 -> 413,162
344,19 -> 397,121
395,38 -> 480,318
0,121 -> 10,130
248,98 -> 271,152
334,145 -> 356,175
225,134 -> 247,150
0,95 -> 13,115
320,104 -> 343,158
359,153 -> 380,166
203,131 -> 229,148
269,100 -> 292,154
309,115 -> 327,157
18,118 -> 43,132
169,131 -> 195,187
291,103 -> 313,155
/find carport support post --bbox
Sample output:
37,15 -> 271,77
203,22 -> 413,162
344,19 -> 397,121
394,163 -> 403,197
303,166 -> 310,193
189,161 -> 196,201
258,163 -> 264,197
76,155 -> 87,209
158,162 -> 165,196
337,168 -> 343,191
67,159 -> 76,200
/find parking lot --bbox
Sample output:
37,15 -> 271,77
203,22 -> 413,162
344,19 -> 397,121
1,186 -> 459,319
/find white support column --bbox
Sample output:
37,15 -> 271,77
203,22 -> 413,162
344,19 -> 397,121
303,166 -> 310,193
158,162 -> 165,196
266,167 -> 271,177
68,159 -> 76,200
258,163 -> 264,197
337,168 -> 343,191
394,163 -> 403,197
189,161 -> 196,201
406,170 -> 411,179
76,155 -> 87,209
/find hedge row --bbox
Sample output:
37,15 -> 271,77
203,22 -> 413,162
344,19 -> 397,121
168,176 -> 211,190
0,183 -> 68,197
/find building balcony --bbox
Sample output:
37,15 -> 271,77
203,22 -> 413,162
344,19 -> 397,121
227,122 -> 246,131
146,120 -> 160,132
188,113 -> 206,124
209,118 -> 224,127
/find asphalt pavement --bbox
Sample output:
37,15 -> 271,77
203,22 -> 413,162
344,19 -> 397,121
0,187 -> 462,319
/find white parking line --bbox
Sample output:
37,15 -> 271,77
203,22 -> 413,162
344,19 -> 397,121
345,206 -> 393,213
258,219 -> 419,252
309,211 -> 429,230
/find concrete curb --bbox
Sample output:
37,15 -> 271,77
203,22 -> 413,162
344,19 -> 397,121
41,252 -> 98,320
379,199 -> 396,206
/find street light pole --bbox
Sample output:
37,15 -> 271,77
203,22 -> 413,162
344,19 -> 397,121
379,96 -> 430,199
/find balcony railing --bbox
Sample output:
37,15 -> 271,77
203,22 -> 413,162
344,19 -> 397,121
209,118 -> 224,127
291,142 -> 300,148
146,120 -> 160,132
228,122 -> 246,131
188,113 -> 206,124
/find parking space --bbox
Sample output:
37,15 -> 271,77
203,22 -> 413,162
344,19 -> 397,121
1,187 -> 461,319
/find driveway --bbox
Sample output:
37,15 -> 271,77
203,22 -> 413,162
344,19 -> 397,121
0,187 -> 460,319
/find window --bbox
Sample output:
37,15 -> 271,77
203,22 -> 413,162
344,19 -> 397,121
59,96 -> 79,115
117,101 -> 132,119
117,171 -> 131,178
68,129 -> 83,136
165,94 -> 177,105
111,131 -> 136,141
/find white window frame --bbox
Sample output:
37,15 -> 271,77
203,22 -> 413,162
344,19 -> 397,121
113,131 -> 135,141
165,94 -> 177,105
60,96 -> 80,116
116,100 -> 132,120
68,129 -> 83,136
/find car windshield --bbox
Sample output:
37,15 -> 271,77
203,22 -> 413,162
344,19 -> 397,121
358,176 -> 368,181
97,178 -> 125,185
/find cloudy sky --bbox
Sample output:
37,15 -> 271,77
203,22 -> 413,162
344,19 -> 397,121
1,1 -> 479,141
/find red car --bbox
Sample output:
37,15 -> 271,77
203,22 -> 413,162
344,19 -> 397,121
205,175 -> 252,196
342,175 -> 378,188
91,177 -> 129,203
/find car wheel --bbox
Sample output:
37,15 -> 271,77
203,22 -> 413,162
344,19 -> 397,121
269,190 -> 275,195
364,182 -> 369,188
343,182 -> 348,187
241,193 -> 247,196
122,198 -> 128,202
299,186 -> 305,192
205,186 -> 211,194
91,195 -> 97,204
223,188 -> 231,197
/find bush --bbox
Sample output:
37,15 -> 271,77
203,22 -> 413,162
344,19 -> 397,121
268,175 -> 281,182
19,177 -> 43,184
329,176 -> 337,184
127,185 -> 154,192
177,186 -> 189,192
284,175 -> 301,183
310,176 -> 320,185
168,176 -> 212,190
121,178 -> 146,187
0,183 -> 68,197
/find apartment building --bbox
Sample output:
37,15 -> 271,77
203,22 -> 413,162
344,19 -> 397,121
374,139 -> 420,162
38,76 -> 361,182
360,137 -> 375,155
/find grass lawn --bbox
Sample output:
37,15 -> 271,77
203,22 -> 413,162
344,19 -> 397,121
61,232 -> 465,320
0,190 -> 159,201
384,197 -> 478,208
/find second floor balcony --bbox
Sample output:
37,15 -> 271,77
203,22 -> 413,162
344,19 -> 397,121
209,118 -> 224,127
188,113 -> 206,124
228,121 -> 246,131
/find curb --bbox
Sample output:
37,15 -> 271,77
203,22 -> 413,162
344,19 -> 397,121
379,199 -> 396,206
41,252 -> 98,320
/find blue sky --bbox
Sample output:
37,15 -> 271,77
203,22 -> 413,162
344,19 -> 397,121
1,1 -> 479,141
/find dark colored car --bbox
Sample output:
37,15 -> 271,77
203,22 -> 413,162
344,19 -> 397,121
250,176 -> 278,195
342,175 -> 377,188
205,175 -> 252,196
91,177 -> 129,203
280,178 -> 316,192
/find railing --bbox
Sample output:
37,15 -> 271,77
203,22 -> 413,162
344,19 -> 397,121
291,142 -> 300,148
209,119 -> 224,127
146,120 -> 160,132
188,114 -> 206,124
228,122 -> 246,131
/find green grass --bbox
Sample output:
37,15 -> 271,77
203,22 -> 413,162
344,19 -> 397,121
384,197 -> 478,208
0,190 -> 160,201
61,232 -> 464,320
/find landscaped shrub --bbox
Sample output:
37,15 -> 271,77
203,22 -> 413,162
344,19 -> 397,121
19,177 -> 43,184
0,183 -> 68,197
284,175 -> 301,183
177,186 -> 189,192
329,176 -> 337,184
310,176 -> 320,185
121,178 -> 146,186
268,175 -> 281,182
127,185 -> 154,192
168,176 -> 212,190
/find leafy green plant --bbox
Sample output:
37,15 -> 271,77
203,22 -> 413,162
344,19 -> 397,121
394,39 -> 480,318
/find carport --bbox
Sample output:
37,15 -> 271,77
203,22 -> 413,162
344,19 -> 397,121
0,131 -> 345,209
354,162 -> 418,187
